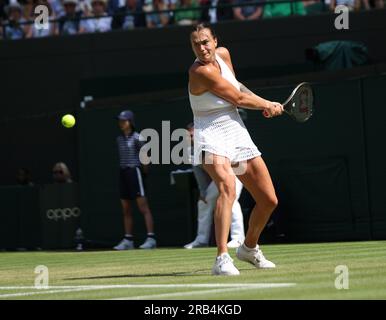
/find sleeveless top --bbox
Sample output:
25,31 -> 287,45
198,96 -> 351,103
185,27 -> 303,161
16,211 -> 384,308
188,53 -> 261,165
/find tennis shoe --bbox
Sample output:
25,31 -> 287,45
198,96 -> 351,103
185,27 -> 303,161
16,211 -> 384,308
212,253 -> 240,276
139,237 -> 157,249
114,239 -> 134,250
236,243 -> 276,269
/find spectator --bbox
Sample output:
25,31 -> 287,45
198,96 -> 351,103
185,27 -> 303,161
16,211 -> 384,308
174,0 -> 199,25
216,0 -> 234,22
79,0 -> 112,33
19,0 -> 33,20
112,0 -> 146,30
77,0 -> 92,15
263,0 -> 306,18
372,0 -> 384,8
52,162 -> 73,183
16,168 -> 34,186
107,0 -> 124,13
0,0 -> 8,37
327,0 -> 360,11
165,0 -> 176,24
200,0 -> 234,23
233,0 -> 263,20
302,0 -> 328,15
2,1 -> 29,40
113,110 -> 157,250
26,0 -> 57,38
49,0 -> 65,16
142,0 -> 169,28
58,0 -> 83,35
0,0 -> 8,19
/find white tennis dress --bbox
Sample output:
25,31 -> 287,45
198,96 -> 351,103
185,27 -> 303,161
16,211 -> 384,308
189,53 -> 261,165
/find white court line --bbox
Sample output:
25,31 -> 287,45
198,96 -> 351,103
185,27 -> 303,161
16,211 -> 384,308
0,283 -> 296,299
111,284 -> 297,300
0,283 -> 296,290
0,287 -> 102,299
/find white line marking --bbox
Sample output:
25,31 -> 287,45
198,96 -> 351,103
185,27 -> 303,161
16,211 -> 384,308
0,283 -> 296,299
111,284 -> 296,300
0,283 -> 296,290
0,288 -> 99,298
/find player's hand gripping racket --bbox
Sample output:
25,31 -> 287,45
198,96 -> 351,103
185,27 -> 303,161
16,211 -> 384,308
263,82 -> 314,122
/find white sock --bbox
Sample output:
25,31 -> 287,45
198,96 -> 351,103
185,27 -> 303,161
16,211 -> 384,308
243,243 -> 256,251
217,252 -> 229,259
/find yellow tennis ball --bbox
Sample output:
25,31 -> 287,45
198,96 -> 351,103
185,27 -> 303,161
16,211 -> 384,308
62,114 -> 76,128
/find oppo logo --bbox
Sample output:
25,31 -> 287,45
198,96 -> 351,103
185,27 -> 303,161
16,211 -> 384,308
46,207 -> 81,221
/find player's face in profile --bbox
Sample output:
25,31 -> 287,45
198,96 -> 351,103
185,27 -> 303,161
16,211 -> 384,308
191,29 -> 217,63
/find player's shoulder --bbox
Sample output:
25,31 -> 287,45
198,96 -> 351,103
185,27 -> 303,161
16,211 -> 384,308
216,47 -> 231,61
189,61 -> 216,78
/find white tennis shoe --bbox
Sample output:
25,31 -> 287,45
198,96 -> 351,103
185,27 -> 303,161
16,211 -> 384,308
139,237 -> 157,249
212,253 -> 240,276
236,243 -> 276,269
114,239 -> 134,250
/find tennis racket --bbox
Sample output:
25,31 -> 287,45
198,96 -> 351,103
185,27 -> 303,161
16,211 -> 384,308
264,82 -> 314,123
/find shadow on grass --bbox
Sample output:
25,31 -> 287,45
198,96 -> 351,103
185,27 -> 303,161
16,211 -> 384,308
63,267 -> 257,281
64,270 -> 210,280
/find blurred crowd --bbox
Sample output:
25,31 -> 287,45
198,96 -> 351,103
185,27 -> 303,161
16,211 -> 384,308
0,0 -> 384,40
16,162 -> 73,186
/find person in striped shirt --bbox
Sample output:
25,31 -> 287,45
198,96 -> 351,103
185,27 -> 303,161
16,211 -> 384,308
114,110 -> 157,250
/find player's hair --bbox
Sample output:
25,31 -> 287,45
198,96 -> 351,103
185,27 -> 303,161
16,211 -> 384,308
190,23 -> 217,39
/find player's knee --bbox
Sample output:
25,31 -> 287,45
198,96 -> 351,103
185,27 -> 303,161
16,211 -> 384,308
219,179 -> 236,203
265,194 -> 278,211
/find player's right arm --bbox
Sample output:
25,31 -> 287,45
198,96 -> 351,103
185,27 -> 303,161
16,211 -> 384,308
189,64 -> 282,117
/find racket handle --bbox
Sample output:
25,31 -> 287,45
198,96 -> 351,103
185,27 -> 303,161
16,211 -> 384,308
262,110 -> 269,117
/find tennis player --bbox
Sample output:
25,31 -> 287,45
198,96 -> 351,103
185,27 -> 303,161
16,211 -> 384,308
188,24 -> 283,275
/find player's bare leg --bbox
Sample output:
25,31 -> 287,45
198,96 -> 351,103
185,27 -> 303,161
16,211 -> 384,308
202,154 -> 235,256
203,153 -> 240,275
236,156 -> 277,268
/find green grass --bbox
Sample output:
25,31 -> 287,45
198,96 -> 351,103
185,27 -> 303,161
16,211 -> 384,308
1,241 -> 386,299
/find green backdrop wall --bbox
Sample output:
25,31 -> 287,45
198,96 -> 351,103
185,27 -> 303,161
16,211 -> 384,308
1,75 -> 385,248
